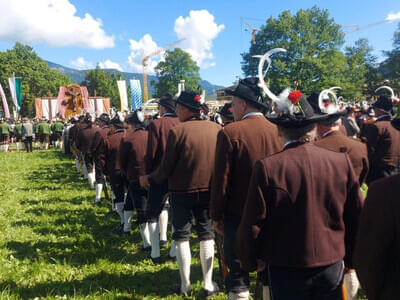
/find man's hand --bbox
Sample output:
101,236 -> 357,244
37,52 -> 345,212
139,175 -> 150,189
256,259 -> 266,272
213,220 -> 224,236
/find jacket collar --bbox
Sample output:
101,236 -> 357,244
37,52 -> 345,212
376,115 -> 391,122
283,140 -> 304,150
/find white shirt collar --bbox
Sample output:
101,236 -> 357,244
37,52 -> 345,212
376,114 -> 390,120
162,112 -> 175,117
283,140 -> 298,149
241,112 -> 263,120
322,130 -> 336,138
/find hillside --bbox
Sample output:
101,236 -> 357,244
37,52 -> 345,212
46,61 -> 224,96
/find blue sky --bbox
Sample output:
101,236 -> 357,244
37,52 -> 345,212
0,0 -> 399,87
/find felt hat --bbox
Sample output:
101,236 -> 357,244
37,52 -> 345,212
225,77 -> 269,110
158,93 -> 176,113
176,91 -> 204,111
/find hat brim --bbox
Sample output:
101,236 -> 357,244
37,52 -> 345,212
176,99 -> 202,111
225,89 -> 269,110
267,113 -> 328,128
372,103 -> 392,114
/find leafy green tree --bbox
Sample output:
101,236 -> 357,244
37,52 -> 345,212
343,38 -> 380,100
0,43 -> 70,117
380,22 -> 400,91
152,48 -> 201,97
81,67 -> 121,108
241,6 -> 347,97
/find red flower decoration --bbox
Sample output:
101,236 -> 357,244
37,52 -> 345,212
394,98 -> 399,105
194,95 -> 201,103
288,90 -> 302,105
227,107 -> 232,112
324,102 -> 331,108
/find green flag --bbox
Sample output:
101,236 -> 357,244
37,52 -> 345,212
15,78 -> 22,107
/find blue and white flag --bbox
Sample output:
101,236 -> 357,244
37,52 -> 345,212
130,79 -> 142,110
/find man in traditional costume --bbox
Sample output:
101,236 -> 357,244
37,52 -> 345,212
236,92 -> 363,300
140,91 -> 220,297
211,78 -> 282,300
145,94 -> 180,263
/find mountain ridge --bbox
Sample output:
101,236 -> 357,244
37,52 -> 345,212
45,61 -> 225,96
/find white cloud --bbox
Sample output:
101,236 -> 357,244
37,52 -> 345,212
70,57 -> 93,70
127,34 -> 161,74
174,10 -> 224,68
98,59 -> 123,71
386,11 -> 400,22
0,0 -> 114,49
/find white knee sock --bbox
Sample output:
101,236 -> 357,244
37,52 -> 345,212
82,163 -> 88,179
344,271 -> 359,300
200,239 -> 215,291
60,141 -> 63,149
169,225 -> 177,258
45,143 -> 49,150
95,183 -> 103,203
228,291 -> 250,300
159,209 -> 168,242
176,240 -> 191,293
263,286 -> 271,300
139,223 -> 151,248
87,172 -> 95,188
149,222 -> 160,258
55,141 -> 59,148
123,210 -> 133,232
75,158 -> 80,172
115,202 -> 124,224
16,142 -> 19,151
4,144 -> 9,152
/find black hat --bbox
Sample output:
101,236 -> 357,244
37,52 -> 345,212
176,91 -> 204,111
307,92 -> 346,123
125,110 -> 145,125
84,113 -> 93,123
225,77 -> 268,110
158,93 -> 176,113
98,113 -> 110,124
218,103 -> 233,119
372,95 -> 393,114
110,113 -> 124,128
267,95 -> 328,128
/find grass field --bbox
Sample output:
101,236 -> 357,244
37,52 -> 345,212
0,148 -> 368,299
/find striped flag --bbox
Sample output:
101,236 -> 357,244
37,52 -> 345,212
117,80 -> 128,111
8,76 -> 22,111
0,83 -> 10,118
130,79 -> 142,110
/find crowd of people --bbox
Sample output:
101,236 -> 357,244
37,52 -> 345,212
1,78 -> 400,300
0,117 -> 65,152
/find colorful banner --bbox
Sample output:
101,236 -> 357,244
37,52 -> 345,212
130,79 -> 142,110
0,83 -> 10,119
117,80 -> 128,111
8,77 -> 22,111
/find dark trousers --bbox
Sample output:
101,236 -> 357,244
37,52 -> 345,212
170,192 -> 214,242
224,216 -> 250,293
269,261 -> 344,300
109,171 -> 126,204
366,165 -> 398,184
84,154 -> 94,173
147,181 -> 169,222
24,136 -> 33,152
94,158 -> 105,184
125,181 -> 148,224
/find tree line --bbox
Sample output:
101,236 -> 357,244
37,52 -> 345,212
1,6 -> 399,117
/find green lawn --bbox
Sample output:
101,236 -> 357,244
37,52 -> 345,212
0,149 -> 227,299
0,148 -> 368,299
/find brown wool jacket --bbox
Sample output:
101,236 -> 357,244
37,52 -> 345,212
354,174 -> 400,300
236,143 -> 363,272
75,124 -> 98,155
314,130 -> 369,184
210,114 -> 282,220
145,115 -> 180,173
91,126 -> 110,158
361,116 -> 400,169
98,129 -> 125,175
150,118 -> 221,193
120,129 -> 148,181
